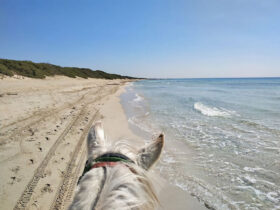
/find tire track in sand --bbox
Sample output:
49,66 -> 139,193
50,111 -> 99,210
13,85 -> 116,209
13,107 -> 85,210
0,86 -> 105,164
51,85 -> 121,209
1,86 -> 97,130
1,86 -> 103,144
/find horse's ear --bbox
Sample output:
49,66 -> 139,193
87,122 -> 105,157
137,134 -> 164,170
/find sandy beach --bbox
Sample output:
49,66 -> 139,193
0,76 -> 206,210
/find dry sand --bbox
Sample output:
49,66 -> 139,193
0,76 -> 207,210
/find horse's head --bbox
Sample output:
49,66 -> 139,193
69,122 -> 164,210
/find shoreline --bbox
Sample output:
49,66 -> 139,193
0,76 -> 206,209
110,82 -> 208,210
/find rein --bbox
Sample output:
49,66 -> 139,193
78,153 -> 134,183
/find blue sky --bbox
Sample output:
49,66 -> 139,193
0,0 -> 279,78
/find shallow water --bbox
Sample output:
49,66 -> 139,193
121,78 -> 280,210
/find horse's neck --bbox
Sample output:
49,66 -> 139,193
70,165 -> 150,210
69,167 -> 105,210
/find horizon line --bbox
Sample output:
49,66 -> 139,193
146,76 -> 280,80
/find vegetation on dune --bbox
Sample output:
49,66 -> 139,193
0,58 -> 135,79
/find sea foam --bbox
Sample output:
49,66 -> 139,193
133,93 -> 143,102
194,102 -> 232,117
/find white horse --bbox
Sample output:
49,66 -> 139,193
69,122 -> 164,210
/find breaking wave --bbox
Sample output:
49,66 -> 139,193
133,93 -> 144,102
194,102 -> 234,117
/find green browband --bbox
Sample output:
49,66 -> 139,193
94,156 -> 133,163
78,153 -> 134,184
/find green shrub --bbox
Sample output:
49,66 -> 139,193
0,63 -> 14,76
0,58 -> 136,79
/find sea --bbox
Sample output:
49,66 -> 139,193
121,78 -> 280,210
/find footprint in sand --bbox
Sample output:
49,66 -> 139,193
28,128 -> 35,136
9,176 -> 20,185
11,166 -> 20,174
9,166 -> 22,185
41,183 -> 53,193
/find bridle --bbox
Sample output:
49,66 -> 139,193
76,153 -> 140,209
78,153 -> 135,183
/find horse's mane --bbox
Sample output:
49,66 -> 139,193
95,164 -> 159,210
69,139 -> 161,210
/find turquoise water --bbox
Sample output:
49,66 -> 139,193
121,78 -> 280,210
